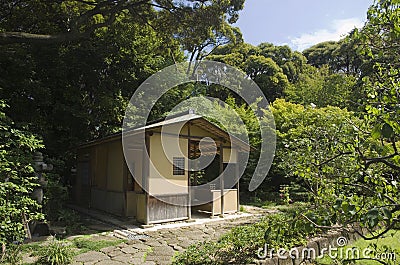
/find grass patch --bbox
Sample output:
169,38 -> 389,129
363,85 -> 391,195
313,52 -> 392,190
1,244 -> 23,265
19,242 -> 43,253
273,201 -> 309,213
143,246 -> 153,262
37,240 -> 74,265
72,237 -> 125,253
14,235 -> 126,264
317,230 -> 400,265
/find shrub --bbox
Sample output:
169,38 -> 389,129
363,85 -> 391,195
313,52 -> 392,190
172,212 -> 319,264
0,101 -> 44,245
0,243 -> 22,265
44,174 -> 69,222
279,184 -> 291,205
37,239 -> 74,265
172,241 -> 220,265
56,209 -> 80,227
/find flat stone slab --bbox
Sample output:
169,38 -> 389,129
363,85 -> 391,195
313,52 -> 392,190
25,210 -> 263,265
96,260 -> 125,265
112,254 -> 137,263
121,246 -> 140,254
131,243 -> 151,250
141,262 -> 156,265
74,251 -> 110,263
100,246 -> 119,253
132,252 -> 147,258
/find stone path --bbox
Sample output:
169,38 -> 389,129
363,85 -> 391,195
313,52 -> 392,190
71,212 -> 263,265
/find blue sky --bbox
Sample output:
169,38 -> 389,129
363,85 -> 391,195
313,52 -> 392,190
234,0 -> 373,51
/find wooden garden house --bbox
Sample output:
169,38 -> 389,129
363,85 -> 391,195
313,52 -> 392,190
72,110 -> 249,225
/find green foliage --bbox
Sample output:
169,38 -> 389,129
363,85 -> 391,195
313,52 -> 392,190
43,175 -> 69,222
285,65 -> 357,109
270,98 -> 358,183
274,0 -> 400,250
279,185 -> 291,205
270,94 -> 399,237
348,0 -> 400,237
172,213 -> 317,265
172,241 -> 219,265
317,230 -> 400,265
302,37 -> 365,76
0,102 -> 44,245
269,99 -> 367,225
72,237 -> 124,253
209,42 -> 303,102
0,244 -> 22,265
55,209 -> 85,235
37,239 -> 73,265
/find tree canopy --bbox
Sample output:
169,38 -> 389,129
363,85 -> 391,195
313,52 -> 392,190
1,0 -> 400,258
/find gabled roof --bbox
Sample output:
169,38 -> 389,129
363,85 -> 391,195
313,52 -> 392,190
134,112 -> 202,131
79,110 -> 251,151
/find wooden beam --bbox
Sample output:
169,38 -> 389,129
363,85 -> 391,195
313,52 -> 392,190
219,143 -> 224,217
187,123 -> 192,220
151,131 -> 225,142
122,161 -> 128,216
143,133 -> 150,225
236,162 -> 240,213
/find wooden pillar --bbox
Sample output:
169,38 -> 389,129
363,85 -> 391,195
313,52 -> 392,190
143,133 -> 150,225
122,161 -> 128,217
193,145 -> 198,186
187,123 -> 192,220
236,162 -> 240,213
219,143 -> 224,217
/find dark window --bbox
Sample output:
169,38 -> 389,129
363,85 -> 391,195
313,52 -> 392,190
173,157 -> 185,175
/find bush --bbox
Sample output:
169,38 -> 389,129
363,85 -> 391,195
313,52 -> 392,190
0,243 -> 22,265
172,212 -> 319,265
44,173 -> 69,222
37,239 -> 74,265
0,101 -> 44,245
56,209 -> 80,227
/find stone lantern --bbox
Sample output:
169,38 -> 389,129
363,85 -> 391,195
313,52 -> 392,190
32,152 -> 52,204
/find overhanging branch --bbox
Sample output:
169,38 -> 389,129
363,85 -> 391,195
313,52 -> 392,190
0,32 -> 82,45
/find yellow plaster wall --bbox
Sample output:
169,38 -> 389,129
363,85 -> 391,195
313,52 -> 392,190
94,145 -> 107,189
136,193 -> 147,223
106,140 -> 124,192
212,189 -> 238,214
222,148 -> 237,163
148,131 -> 188,195
124,148 -> 143,190
126,192 -> 137,217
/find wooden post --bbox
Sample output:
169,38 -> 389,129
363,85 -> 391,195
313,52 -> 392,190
193,143 -> 197,186
22,212 -> 31,239
144,133 -> 150,225
187,123 -> 192,220
219,143 -> 224,217
236,162 -> 240,213
122,161 -> 128,216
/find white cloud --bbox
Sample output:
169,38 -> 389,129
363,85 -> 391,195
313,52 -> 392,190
290,18 -> 364,51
